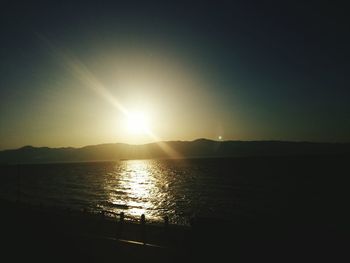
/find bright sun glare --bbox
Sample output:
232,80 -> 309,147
126,111 -> 150,134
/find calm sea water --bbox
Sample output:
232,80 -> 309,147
0,157 -> 326,225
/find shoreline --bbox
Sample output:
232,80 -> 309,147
0,198 -> 347,262
0,198 -> 191,246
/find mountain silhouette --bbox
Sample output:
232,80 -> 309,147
0,139 -> 349,164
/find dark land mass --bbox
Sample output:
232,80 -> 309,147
1,139 -> 350,164
1,154 -> 349,262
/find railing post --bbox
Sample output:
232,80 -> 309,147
140,214 -> 146,244
164,215 -> 169,226
163,215 -> 169,245
120,212 -> 125,223
116,212 -> 124,238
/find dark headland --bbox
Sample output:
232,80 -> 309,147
1,139 -> 350,164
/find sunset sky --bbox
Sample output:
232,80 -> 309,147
1,0 -> 349,150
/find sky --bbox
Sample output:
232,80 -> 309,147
1,0 -> 349,150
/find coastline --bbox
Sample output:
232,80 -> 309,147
1,198 -> 347,262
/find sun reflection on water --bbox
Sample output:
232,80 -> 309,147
107,160 -> 163,221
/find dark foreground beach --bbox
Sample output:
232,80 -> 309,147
1,197 -> 348,263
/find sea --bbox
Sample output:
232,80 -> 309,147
0,156 -> 347,226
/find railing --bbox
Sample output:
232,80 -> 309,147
5,199 -> 186,247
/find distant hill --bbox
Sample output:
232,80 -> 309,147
0,139 -> 350,164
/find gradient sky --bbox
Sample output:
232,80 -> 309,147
1,0 -> 349,150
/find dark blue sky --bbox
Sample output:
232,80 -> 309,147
1,0 -> 349,149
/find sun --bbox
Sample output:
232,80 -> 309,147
125,111 -> 150,135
